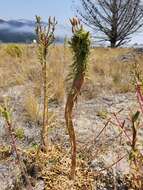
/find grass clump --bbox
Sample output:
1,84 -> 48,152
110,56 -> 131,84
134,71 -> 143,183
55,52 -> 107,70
15,127 -> 25,140
5,44 -> 23,58
23,93 -> 41,124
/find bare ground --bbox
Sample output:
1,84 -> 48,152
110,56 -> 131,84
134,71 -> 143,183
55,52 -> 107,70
0,83 -> 142,189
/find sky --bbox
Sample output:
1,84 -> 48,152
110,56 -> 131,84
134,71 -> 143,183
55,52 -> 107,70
0,0 -> 142,44
0,0 -> 75,24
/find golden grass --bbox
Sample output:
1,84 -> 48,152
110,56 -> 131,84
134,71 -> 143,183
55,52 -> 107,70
88,48 -> 134,94
0,44 -> 143,100
24,145 -> 94,190
23,92 -> 41,123
1,44 -> 141,126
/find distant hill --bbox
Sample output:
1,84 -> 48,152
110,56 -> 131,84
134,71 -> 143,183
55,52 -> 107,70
0,19 -> 71,43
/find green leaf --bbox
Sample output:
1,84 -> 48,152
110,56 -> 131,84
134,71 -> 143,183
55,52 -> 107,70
132,111 -> 140,123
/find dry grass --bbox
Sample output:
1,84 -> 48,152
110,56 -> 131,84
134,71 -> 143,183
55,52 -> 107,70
88,48 -> 134,95
1,44 -> 143,189
23,92 -> 41,123
0,44 -> 143,105
23,145 -> 95,190
1,44 -> 142,128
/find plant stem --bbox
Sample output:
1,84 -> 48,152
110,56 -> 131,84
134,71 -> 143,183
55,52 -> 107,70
5,119 -> 33,190
41,50 -> 49,150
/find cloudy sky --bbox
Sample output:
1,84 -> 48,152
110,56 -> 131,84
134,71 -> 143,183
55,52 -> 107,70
0,0 -> 142,44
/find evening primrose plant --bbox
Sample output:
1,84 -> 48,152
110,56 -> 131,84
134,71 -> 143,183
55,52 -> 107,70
65,17 -> 91,180
35,16 -> 57,152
